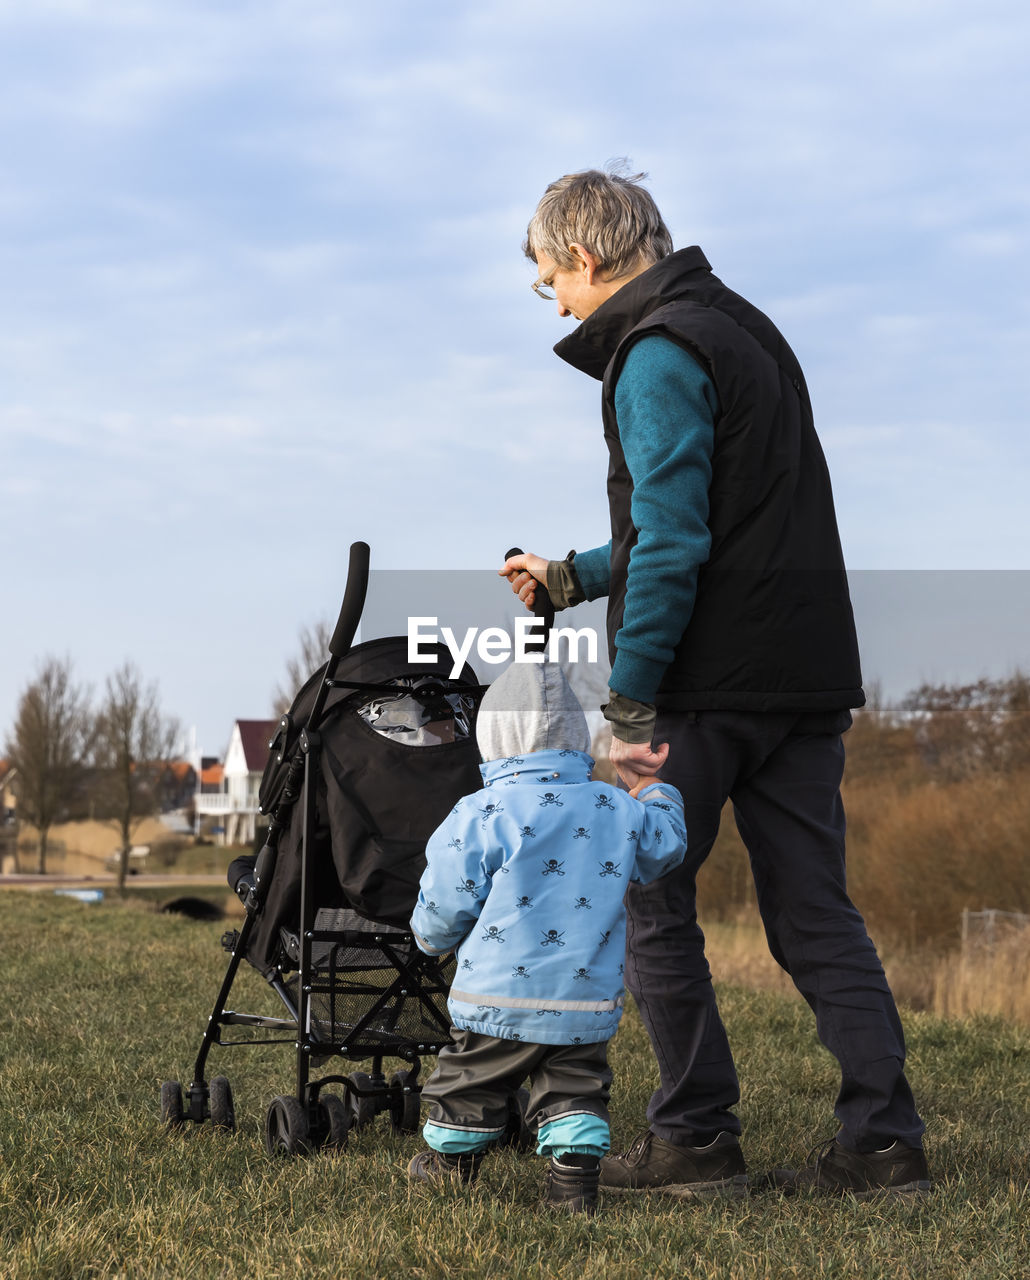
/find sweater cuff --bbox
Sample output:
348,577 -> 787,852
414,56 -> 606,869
568,543 -> 611,600
602,691 -> 657,744
544,552 -> 586,610
609,648 -> 670,707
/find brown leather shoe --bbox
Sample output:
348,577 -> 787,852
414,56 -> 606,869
767,1137 -> 931,1199
600,1130 -> 748,1199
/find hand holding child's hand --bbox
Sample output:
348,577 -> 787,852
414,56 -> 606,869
611,737 -> 669,792
629,777 -> 663,800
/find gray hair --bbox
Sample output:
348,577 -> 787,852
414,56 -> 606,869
524,163 -> 673,279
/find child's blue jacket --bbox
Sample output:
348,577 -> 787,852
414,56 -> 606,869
410,748 -> 686,1045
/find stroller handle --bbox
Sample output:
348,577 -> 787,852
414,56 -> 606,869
329,541 -> 371,658
252,540 -> 369,886
505,546 -> 555,652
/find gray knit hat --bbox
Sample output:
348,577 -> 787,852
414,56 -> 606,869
475,661 -> 591,762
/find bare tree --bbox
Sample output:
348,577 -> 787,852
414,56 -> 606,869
3,656 -> 93,874
901,672 -> 1030,782
93,663 -> 180,891
273,617 -> 333,715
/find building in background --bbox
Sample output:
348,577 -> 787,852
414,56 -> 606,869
193,720 -> 275,847
0,761 -> 17,873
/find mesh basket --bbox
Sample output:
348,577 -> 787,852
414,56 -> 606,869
282,908 -> 455,1050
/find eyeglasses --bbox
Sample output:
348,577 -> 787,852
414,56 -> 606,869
531,271 -> 557,301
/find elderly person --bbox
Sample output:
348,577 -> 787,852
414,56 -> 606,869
502,166 -> 930,1199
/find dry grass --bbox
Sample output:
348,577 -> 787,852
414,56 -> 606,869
9,818 -> 249,879
931,930 -> 1030,1022
2,893 -> 1028,1280
843,770 -> 1030,944
703,919 -> 1030,1025
700,919 -> 796,997
11,816 -> 179,875
690,726 -> 1030,1025
696,764 -> 1030,964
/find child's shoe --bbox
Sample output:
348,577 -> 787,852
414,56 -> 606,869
408,1148 -> 483,1186
546,1153 -> 600,1215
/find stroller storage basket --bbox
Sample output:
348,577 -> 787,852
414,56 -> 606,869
279,909 -> 456,1053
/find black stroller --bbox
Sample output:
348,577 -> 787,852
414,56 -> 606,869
161,542 -> 499,1155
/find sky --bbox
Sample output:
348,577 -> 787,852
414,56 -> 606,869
2,0 -> 1028,759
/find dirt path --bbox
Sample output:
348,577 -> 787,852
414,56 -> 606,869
0,873 -> 227,891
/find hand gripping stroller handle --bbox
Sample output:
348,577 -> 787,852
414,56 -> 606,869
505,546 -> 555,653
329,541 -> 371,658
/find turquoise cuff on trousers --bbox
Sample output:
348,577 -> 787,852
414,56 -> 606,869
423,1119 -> 502,1154
536,1113 -> 610,1159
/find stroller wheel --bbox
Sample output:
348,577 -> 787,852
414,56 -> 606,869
265,1095 -> 312,1156
319,1093 -> 351,1149
209,1076 -> 236,1132
347,1072 -> 378,1130
161,1080 -> 185,1128
389,1070 -> 422,1135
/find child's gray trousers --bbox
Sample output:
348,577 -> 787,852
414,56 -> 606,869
420,1028 -> 612,1155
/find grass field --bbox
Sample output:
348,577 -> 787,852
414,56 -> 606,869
1,894 -> 1027,1280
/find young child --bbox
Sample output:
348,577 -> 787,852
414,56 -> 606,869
408,659 -> 687,1214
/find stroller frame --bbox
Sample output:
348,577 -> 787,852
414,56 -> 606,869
161,543 -> 470,1154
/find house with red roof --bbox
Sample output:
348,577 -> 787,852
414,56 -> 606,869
193,720 -> 276,846
162,760 -> 197,810
200,760 -> 224,791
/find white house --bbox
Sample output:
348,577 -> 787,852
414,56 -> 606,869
194,719 -> 276,846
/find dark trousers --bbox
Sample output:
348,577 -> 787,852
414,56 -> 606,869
421,1029 -> 612,1141
625,708 -> 925,1152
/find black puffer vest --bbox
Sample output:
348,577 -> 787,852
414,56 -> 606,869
554,247 -> 864,712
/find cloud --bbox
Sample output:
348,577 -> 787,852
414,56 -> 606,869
1,0 -> 1028,753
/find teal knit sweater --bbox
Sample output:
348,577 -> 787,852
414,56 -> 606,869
573,334 -> 718,705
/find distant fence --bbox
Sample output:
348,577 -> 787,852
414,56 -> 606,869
961,908 -> 1030,955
